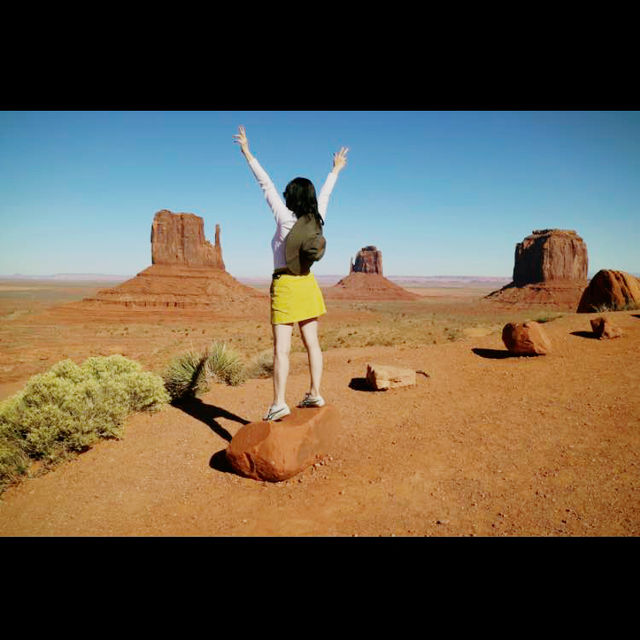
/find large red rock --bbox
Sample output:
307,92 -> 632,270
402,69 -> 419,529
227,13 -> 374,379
485,229 -> 588,310
151,210 -> 225,269
351,245 -> 384,275
513,229 -> 588,285
590,317 -> 623,339
225,406 -> 340,482
366,363 -> 416,390
577,269 -> 640,313
80,210 -> 267,314
502,321 -> 552,355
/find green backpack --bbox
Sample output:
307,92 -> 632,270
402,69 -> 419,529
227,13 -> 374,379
284,213 -> 326,276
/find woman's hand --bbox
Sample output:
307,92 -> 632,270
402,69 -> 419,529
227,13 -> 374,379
233,125 -> 253,160
332,146 -> 349,173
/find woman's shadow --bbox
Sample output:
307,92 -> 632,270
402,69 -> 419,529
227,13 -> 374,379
172,396 -> 250,474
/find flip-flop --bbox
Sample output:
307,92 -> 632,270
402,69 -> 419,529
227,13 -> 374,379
297,393 -> 325,408
263,404 -> 291,421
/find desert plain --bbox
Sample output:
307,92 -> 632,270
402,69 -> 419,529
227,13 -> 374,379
0,275 -> 639,537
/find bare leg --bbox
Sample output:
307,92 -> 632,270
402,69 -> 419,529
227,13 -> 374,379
272,323 -> 293,407
299,317 -> 322,398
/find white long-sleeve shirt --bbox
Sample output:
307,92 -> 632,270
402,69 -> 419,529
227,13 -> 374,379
247,155 -> 337,271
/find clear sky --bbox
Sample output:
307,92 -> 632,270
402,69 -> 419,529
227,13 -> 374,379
1,110 -> 638,278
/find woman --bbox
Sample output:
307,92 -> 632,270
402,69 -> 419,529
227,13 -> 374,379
233,125 -> 348,421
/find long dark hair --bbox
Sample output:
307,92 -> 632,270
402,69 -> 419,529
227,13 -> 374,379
283,177 -> 324,224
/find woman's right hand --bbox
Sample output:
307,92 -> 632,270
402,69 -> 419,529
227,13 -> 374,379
332,146 -> 349,173
233,125 -> 250,153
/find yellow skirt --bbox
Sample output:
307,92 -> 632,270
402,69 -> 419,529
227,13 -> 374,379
270,272 -> 327,325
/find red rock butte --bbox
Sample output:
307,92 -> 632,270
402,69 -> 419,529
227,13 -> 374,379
81,210 -> 266,315
485,229 -> 589,310
324,246 -> 419,301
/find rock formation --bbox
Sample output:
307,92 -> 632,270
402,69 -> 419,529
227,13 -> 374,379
350,246 -> 383,275
365,364 -> 416,390
590,317 -> 623,339
485,229 -> 588,310
325,246 -> 419,301
81,210 -> 266,314
225,405 -> 340,482
577,269 -> 640,313
502,321 -> 552,355
151,210 -> 225,269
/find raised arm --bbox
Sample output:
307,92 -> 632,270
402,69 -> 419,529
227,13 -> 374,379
233,125 -> 290,222
317,146 -> 349,220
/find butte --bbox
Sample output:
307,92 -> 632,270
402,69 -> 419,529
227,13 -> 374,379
323,245 -> 419,301
77,210 -> 267,317
484,229 -> 588,310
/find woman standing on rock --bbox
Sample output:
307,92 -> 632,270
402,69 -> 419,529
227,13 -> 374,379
234,125 -> 348,421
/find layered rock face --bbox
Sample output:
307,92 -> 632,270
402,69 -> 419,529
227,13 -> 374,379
513,229 -> 588,285
350,246 -> 383,275
325,246 -> 418,301
82,210 -> 266,314
151,210 -> 225,269
577,269 -> 640,313
485,229 -> 589,310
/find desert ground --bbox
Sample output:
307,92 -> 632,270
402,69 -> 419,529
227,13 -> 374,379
0,278 -> 638,537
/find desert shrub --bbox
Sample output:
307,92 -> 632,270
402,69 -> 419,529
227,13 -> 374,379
0,356 -> 169,475
244,349 -> 274,379
0,435 -> 30,491
206,342 -> 246,386
163,351 -> 210,402
533,313 -> 563,324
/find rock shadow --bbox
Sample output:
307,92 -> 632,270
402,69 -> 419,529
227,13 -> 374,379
348,377 -> 376,392
632,314 -> 640,319
471,348 -> 522,359
570,330 -> 598,339
172,396 -> 250,442
209,448 -> 235,474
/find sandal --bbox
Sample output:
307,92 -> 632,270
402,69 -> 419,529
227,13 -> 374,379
263,404 -> 291,421
297,393 -> 325,408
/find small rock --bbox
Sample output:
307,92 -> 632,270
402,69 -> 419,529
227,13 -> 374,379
590,317 -> 623,339
366,363 -> 416,390
502,321 -> 552,355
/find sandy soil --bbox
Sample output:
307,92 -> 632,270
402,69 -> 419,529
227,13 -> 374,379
1,284 -> 638,536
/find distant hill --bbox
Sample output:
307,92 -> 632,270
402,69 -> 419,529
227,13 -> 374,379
1,273 -> 132,281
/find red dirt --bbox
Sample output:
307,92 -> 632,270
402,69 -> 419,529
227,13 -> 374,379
1,304 -> 639,537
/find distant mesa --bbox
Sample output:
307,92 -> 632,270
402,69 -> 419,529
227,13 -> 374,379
485,229 -> 589,310
81,210 -> 266,314
577,269 -> 640,313
324,245 -> 419,300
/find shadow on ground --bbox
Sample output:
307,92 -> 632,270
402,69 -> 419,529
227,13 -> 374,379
471,348 -> 521,359
349,377 -> 376,392
209,448 -> 235,474
570,330 -> 598,339
173,397 -> 250,442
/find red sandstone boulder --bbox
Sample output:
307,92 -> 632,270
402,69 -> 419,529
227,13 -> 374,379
225,406 -> 340,482
366,363 -> 416,390
590,317 -> 623,339
151,209 -> 225,269
577,269 -> 640,313
501,321 -> 552,355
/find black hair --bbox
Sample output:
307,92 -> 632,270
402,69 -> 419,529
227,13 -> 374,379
283,177 -> 323,224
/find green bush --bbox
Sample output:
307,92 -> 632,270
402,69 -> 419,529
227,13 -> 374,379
244,349 -> 274,379
163,351 -> 210,401
0,355 -> 169,489
206,342 -> 246,386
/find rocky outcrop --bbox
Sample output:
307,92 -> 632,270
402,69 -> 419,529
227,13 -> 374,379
225,406 -> 340,482
577,269 -> 640,313
485,229 -> 588,310
151,210 -> 225,269
365,364 -> 416,390
82,210 -> 266,314
502,321 -> 552,355
351,246 -> 383,275
326,246 -> 419,301
590,317 -> 623,339
513,229 -> 588,285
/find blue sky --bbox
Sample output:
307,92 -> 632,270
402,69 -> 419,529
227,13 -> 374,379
1,110 -> 638,278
